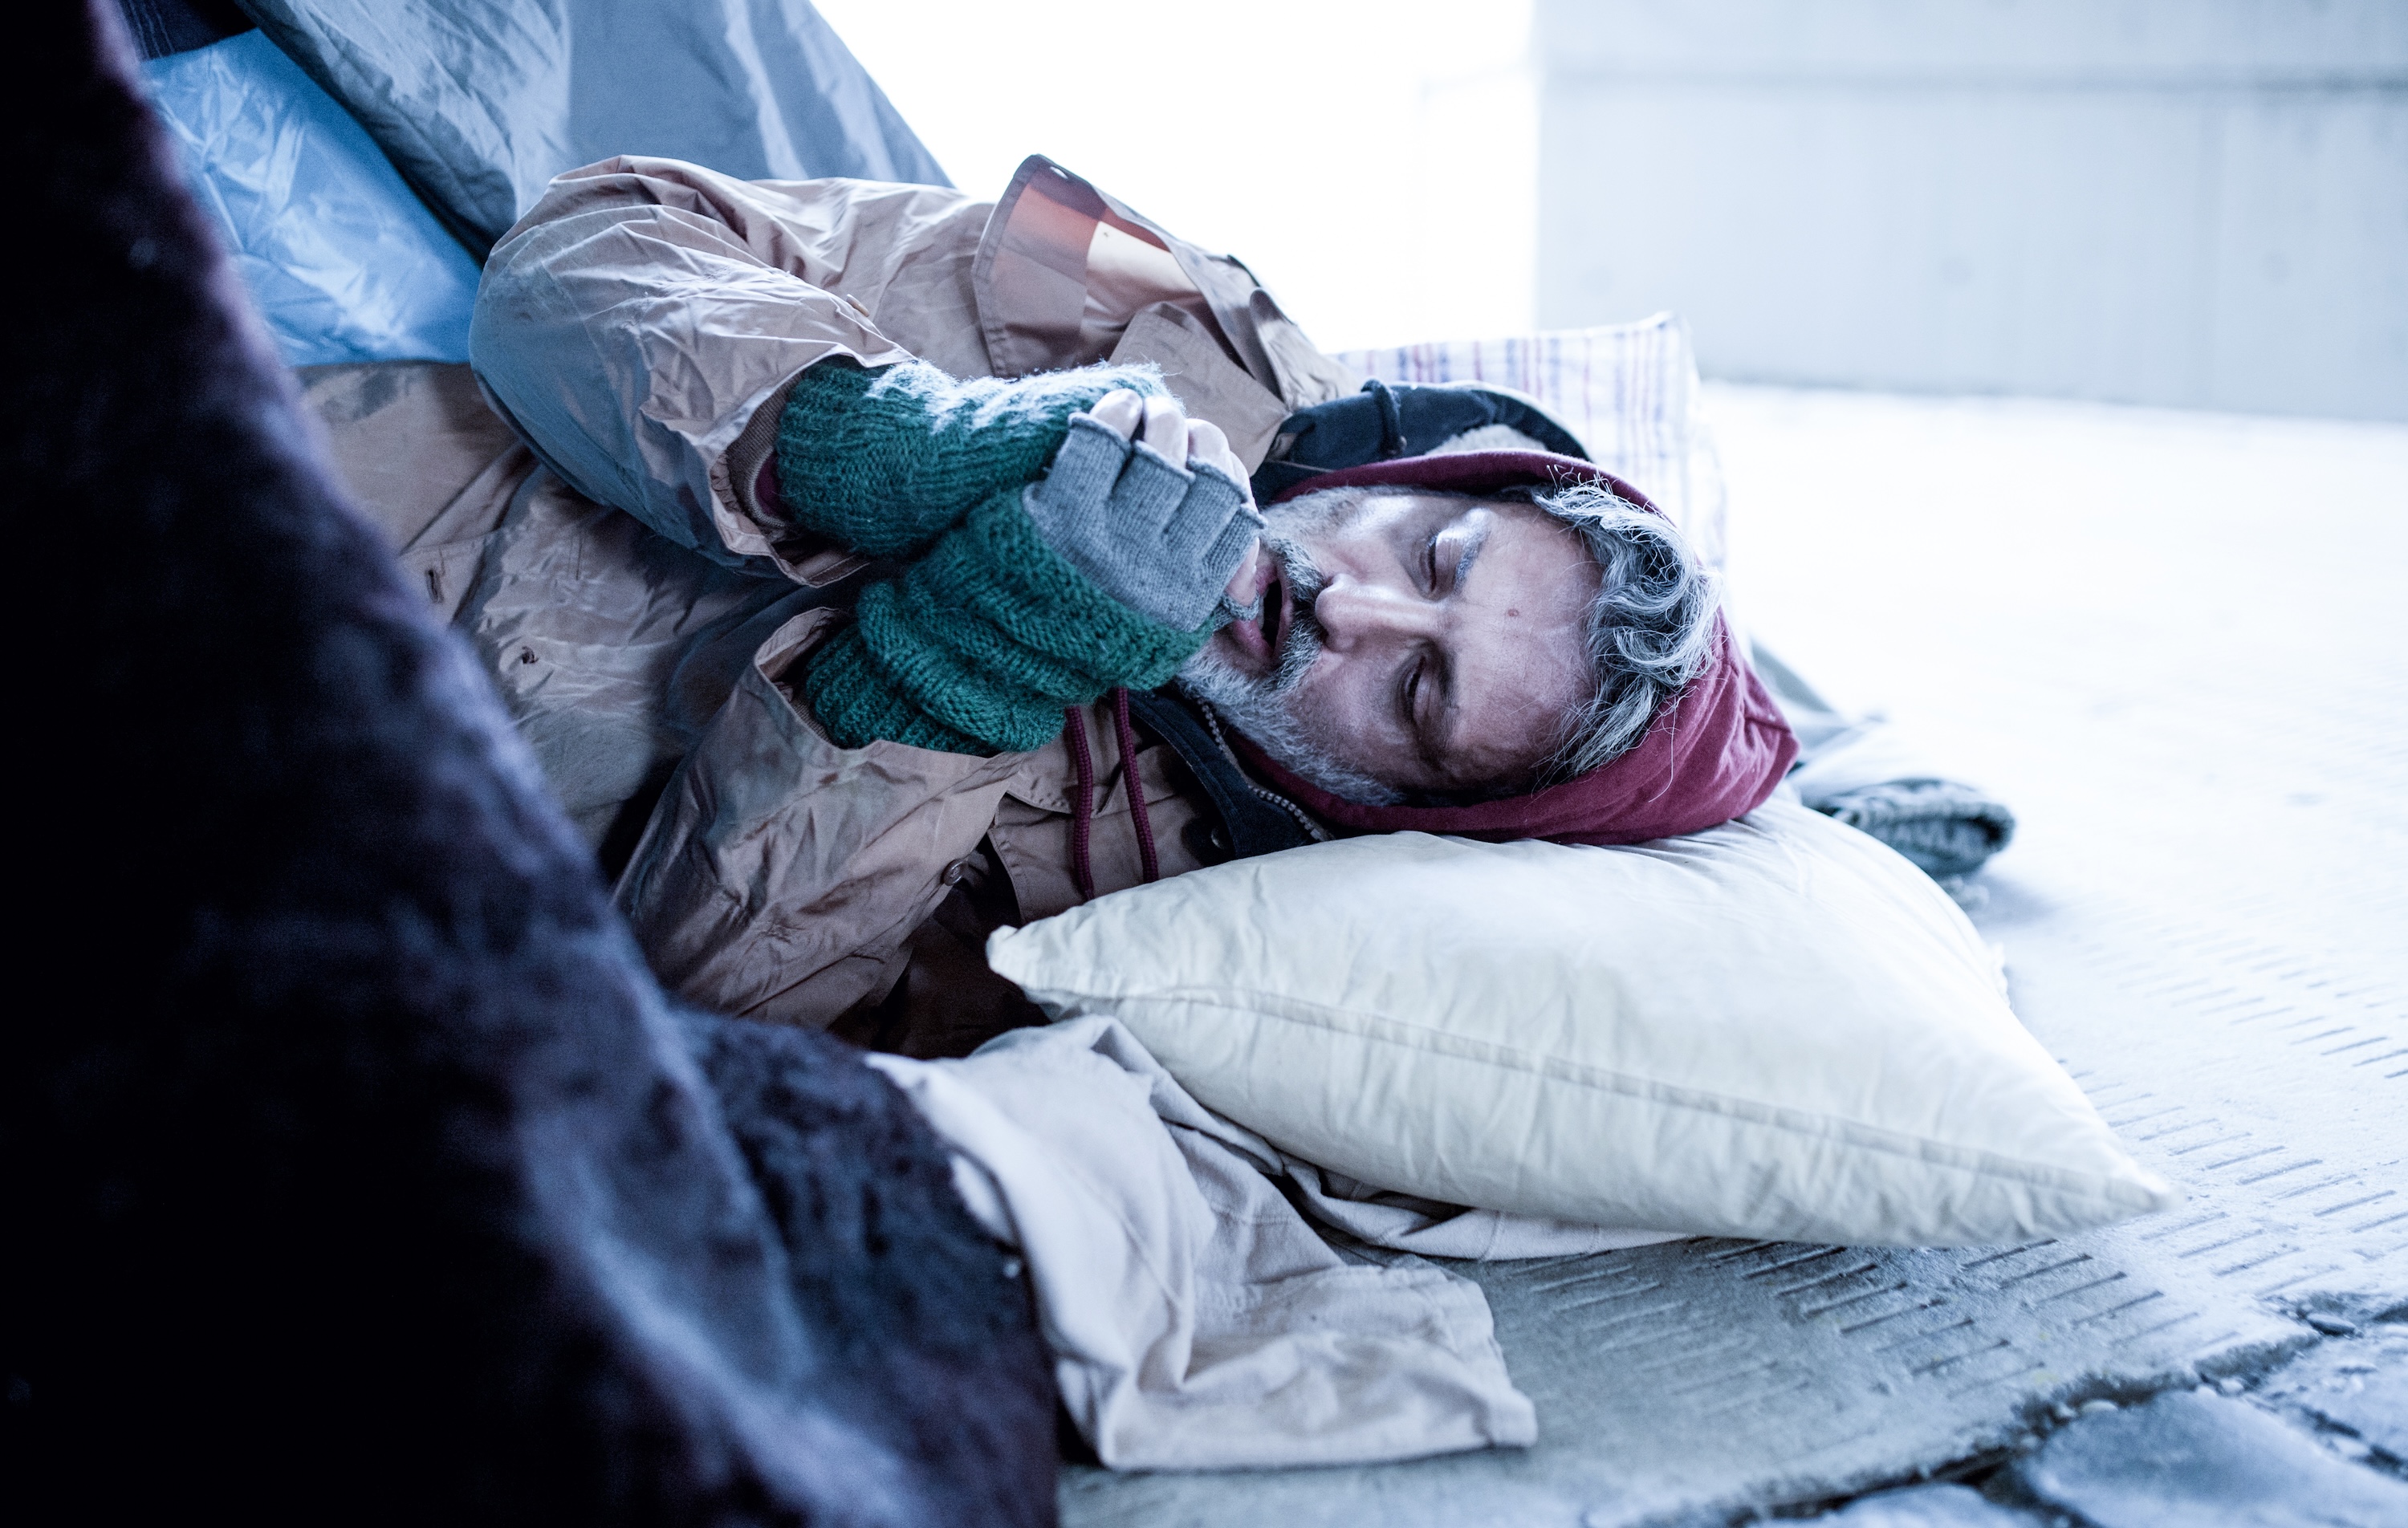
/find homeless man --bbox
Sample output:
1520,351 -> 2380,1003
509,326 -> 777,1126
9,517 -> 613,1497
437,152 -> 1795,1055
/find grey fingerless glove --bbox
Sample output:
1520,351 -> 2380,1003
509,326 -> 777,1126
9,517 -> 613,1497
1020,414 -> 1266,632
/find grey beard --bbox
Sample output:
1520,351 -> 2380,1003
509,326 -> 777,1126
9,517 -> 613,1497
1177,534 -> 1403,807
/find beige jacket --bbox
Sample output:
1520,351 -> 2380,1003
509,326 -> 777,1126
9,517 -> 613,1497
309,156 -> 1350,1047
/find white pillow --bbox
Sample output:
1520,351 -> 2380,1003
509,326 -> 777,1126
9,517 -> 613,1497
986,799 -> 2176,1247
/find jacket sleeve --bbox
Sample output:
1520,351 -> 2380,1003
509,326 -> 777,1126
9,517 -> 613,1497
468,156 -> 990,575
615,608 -> 1026,1028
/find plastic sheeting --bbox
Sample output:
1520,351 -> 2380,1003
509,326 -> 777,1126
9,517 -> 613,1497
239,0 -> 951,254
144,30 -> 479,367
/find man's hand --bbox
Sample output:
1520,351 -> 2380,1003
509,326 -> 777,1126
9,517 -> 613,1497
1084,390 -> 1265,612
1025,388 -> 1266,632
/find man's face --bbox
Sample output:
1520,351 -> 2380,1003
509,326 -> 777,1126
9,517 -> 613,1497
1184,490 -> 1599,803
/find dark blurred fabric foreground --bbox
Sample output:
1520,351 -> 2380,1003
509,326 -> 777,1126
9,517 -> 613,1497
0,6 -> 1052,1523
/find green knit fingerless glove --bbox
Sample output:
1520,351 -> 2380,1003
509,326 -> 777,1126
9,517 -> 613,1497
774,356 -> 1170,559
799,489 -> 1210,754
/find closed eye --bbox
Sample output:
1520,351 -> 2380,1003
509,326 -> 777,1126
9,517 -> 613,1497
1448,516 -> 1492,595
1401,656 -> 1444,771
1453,534 -> 1480,591
1424,515 -> 1490,598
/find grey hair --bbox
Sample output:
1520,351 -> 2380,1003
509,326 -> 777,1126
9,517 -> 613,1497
1504,479 -> 1719,781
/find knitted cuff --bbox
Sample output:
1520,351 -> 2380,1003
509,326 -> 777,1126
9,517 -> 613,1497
774,356 -> 1169,559
900,491 -> 1208,692
798,623 -> 989,755
795,490 -> 1213,756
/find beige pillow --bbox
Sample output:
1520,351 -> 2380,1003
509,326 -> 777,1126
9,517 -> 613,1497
987,799 -> 2174,1247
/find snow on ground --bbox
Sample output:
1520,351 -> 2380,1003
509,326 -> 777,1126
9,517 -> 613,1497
1062,390 -> 2408,1526
1714,383 -> 2408,994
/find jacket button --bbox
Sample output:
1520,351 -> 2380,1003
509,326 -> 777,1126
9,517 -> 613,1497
1184,818 -> 1233,864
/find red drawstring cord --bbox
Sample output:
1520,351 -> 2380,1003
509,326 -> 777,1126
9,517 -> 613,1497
1063,692 -> 1161,904
1112,689 -> 1161,885
1065,705 -> 1096,902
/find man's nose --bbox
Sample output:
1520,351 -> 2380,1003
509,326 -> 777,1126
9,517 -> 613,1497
1310,578 -> 1439,651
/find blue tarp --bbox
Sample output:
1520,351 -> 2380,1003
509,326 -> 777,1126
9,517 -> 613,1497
239,1 -> 950,254
140,3 -> 947,368
144,30 -> 481,366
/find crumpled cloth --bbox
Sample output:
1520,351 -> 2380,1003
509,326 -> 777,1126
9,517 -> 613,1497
1751,643 -> 2017,880
1785,721 -> 2018,879
1283,1164 -> 1683,1261
865,1017 -> 1627,1470
1815,776 -> 2018,880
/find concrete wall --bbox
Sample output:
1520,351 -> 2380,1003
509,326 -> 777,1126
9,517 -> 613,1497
1536,0 -> 2408,420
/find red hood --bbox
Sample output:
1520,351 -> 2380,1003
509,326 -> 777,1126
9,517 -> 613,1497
1242,450 -> 1797,846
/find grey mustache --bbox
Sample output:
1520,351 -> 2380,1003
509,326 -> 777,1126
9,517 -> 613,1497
1263,535 -> 1328,694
